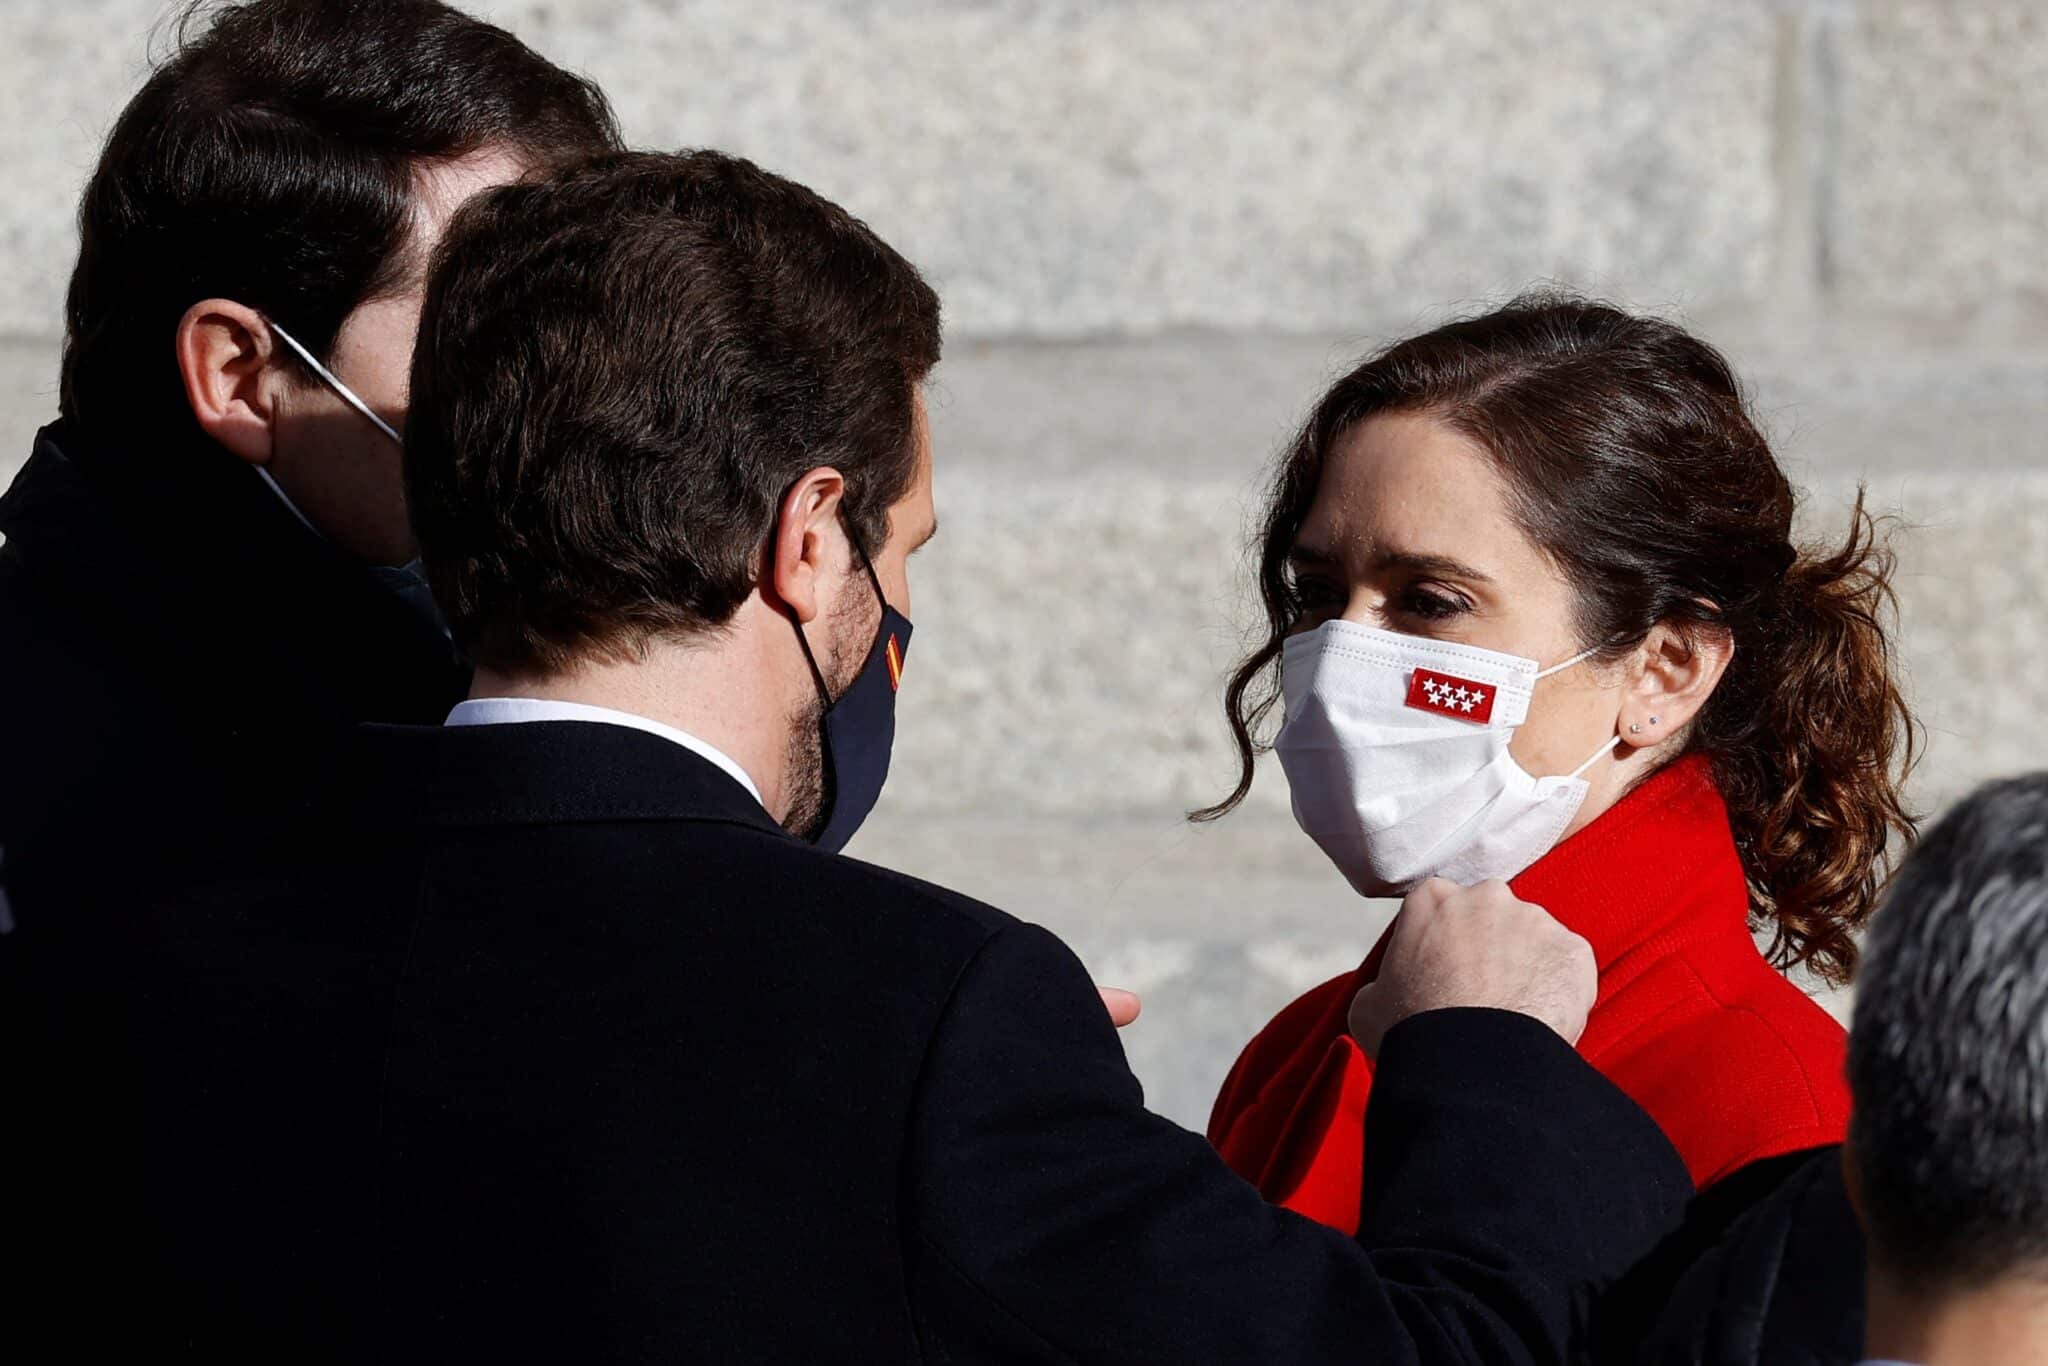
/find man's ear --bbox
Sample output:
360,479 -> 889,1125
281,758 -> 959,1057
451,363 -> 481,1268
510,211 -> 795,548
1619,620 -> 1733,751
175,299 -> 285,466
767,467 -> 848,626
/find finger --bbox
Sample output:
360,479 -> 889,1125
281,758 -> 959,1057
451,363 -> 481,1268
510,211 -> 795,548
1416,876 -> 1461,907
1400,877 -> 1457,920
1097,987 -> 1142,1029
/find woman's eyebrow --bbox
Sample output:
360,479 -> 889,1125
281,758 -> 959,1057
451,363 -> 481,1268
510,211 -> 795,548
1375,549 -> 1495,583
1289,541 -> 1494,584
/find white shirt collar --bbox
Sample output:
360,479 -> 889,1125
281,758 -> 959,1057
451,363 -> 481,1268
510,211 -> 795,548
445,697 -> 765,809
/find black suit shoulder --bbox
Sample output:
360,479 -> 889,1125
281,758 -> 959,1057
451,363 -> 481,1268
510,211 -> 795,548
1602,1145 -> 1863,1366
831,846 -> 1026,936
413,803 -> 1022,960
0,424 -> 464,923
345,778 -> 1043,1362
0,445 -> 189,911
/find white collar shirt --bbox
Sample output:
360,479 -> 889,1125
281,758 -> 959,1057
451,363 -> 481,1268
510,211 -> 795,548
445,697 -> 765,810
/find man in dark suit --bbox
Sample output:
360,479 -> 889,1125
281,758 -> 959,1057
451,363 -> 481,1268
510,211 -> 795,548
0,0 -> 619,927
1843,773 -> 2048,1365
88,149 -> 1693,1363
1609,776 -> 2048,1366
3,1 -> 619,1346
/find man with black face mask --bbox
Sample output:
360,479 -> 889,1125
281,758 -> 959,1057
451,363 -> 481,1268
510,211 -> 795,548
84,147 -> 1695,1363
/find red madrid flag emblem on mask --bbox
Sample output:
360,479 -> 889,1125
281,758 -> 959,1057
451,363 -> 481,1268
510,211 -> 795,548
1406,668 -> 1496,723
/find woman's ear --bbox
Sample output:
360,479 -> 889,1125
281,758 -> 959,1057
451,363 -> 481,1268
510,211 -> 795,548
1620,621 -> 1733,750
766,467 -> 848,626
176,299 -> 283,466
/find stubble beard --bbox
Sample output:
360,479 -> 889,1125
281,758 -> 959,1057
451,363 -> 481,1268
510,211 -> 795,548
780,691 -> 830,842
778,587 -> 878,842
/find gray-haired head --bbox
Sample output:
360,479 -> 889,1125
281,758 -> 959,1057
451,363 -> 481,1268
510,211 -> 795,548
1849,772 -> 2048,1289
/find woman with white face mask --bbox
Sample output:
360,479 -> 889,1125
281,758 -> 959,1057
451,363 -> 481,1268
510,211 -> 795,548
1200,292 -> 1917,1233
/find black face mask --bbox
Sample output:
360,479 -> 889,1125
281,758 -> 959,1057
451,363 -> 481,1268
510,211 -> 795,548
791,550 -> 911,853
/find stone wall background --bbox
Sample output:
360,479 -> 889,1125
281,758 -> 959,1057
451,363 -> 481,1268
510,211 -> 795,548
3,0 -> 2045,1125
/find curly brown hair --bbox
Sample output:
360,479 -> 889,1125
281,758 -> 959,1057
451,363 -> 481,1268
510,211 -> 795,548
1196,292 -> 1918,985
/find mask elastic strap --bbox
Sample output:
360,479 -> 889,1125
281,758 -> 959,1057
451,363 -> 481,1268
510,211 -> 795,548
269,320 -> 404,447
252,466 -> 323,539
1533,645 -> 1598,681
1567,734 -> 1622,781
841,516 -> 888,608
791,611 -> 833,706
777,517 -> 884,710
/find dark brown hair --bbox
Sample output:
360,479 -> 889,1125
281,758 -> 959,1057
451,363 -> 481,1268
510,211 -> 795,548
1199,292 -> 1917,984
405,149 -> 942,675
61,0 -> 620,444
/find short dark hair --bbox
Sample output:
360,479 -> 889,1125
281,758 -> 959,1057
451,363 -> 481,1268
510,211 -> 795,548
60,0 -> 620,445
1849,772 -> 2048,1290
405,149 -> 943,674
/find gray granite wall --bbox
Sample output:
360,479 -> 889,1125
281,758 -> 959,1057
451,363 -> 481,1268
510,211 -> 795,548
3,0 -> 2045,1124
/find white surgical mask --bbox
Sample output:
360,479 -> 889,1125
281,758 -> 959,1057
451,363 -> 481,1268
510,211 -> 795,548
1274,619 -> 1619,897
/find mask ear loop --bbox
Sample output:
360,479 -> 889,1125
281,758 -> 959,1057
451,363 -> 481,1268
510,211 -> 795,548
842,517 -> 889,610
776,511 -> 886,709
1536,644 -> 1623,780
1568,734 -> 1622,780
768,515 -> 835,707
1533,645 -> 1599,681
268,319 -> 405,447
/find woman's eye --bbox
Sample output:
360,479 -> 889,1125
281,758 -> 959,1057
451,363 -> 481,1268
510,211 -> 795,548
1397,586 -> 1468,621
1292,577 -> 1343,610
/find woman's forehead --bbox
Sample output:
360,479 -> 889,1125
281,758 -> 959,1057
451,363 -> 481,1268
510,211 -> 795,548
1303,413 -> 1526,565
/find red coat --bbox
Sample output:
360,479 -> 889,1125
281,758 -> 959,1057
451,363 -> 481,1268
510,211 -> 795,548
1207,754 -> 1851,1233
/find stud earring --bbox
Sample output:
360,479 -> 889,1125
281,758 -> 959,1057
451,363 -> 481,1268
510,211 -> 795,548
1629,723 -> 1642,735
1649,715 -> 1661,726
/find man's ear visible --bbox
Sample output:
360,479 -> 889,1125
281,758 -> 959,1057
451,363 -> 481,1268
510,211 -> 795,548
767,467 -> 848,625
175,299 -> 284,466
1619,620 -> 1733,749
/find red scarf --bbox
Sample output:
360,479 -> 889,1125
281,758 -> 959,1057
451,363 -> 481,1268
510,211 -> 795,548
1208,754 -> 1851,1232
